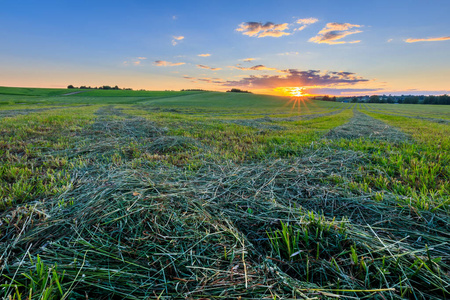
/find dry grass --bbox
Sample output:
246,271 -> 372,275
1,103 -> 449,299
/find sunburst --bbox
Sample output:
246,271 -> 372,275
274,87 -> 312,112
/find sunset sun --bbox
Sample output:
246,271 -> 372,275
274,87 -> 310,97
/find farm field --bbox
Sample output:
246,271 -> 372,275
1,88 -> 449,299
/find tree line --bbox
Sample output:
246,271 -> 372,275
226,88 -> 252,93
67,85 -> 133,90
322,94 -> 450,105
365,94 -> 450,105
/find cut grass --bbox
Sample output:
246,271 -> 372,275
0,89 -> 449,299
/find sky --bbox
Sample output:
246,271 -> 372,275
1,0 -> 449,96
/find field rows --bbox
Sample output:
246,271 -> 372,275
0,90 -> 449,299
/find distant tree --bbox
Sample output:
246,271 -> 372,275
322,95 -> 330,101
424,95 -> 434,104
67,85 -> 75,89
437,94 -> 450,105
227,88 -> 251,93
404,96 -> 419,104
369,95 -> 380,103
332,96 -> 337,102
351,97 -> 358,103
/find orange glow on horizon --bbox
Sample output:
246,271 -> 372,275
273,87 -> 311,97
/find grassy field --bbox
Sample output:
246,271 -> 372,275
1,88 -> 449,299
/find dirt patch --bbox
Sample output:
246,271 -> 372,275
326,110 -> 408,142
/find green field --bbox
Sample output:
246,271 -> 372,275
1,88 -> 449,299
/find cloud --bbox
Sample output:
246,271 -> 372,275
183,76 -> 224,84
198,53 -> 211,57
295,17 -> 318,31
232,64 -> 280,71
236,22 -> 290,38
307,87 -> 381,95
198,78 -> 225,84
123,57 -> 147,66
154,60 -> 185,67
222,69 -> 369,88
133,57 -> 148,65
172,35 -> 184,46
405,36 -> 450,43
278,51 -> 299,56
197,64 -> 222,71
240,58 -> 256,62
309,23 -> 363,44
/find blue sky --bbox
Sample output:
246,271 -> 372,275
1,0 -> 449,95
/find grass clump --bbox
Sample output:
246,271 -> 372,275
2,255 -> 66,300
266,210 -> 449,298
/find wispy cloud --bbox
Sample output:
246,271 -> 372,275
123,57 -> 147,66
240,58 -> 256,62
222,69 -> 369,88
133,57 -> 147,65
236,22 -> 290,38
232,64 -> 280,71
198,78 -> 225,84
197,64 -> 222,71
172,35 -> 184,46
154,60 -> 185,67
309,22 -> 363,44
183,76 -> 224,84
308,87 -> 381,95
405,36 -> 450,43
295,18 -> 318,31
198,53 -> 211,57
278,51 -> 299,56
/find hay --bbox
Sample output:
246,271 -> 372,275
149,136 -> 203,153
1,105 -> 448,299
227,109 -> 344,131
326,110 -> 408,142
2,145 -> 448,298
363,106 -> 450,125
